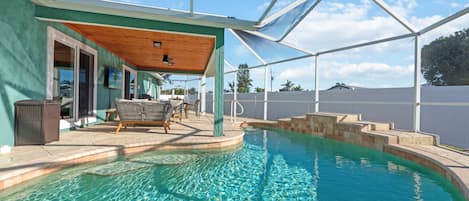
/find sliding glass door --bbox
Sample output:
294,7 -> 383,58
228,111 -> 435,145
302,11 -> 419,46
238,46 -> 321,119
123,66 -> 137,100
52,41 -> 96,119
53,41 -> 75,119
78,51 -> 95,118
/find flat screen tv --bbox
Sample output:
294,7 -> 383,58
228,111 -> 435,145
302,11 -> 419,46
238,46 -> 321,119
106,67 -> 122,89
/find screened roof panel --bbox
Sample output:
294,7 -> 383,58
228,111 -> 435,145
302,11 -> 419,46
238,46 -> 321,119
381,0 -> 469,30
224,30 -> 263,69
232,30 -> 309,63
283,0 -> 411,53
263,0 -> 298,19
258,0 -> 319,40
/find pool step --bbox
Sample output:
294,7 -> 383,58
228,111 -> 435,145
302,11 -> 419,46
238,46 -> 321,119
307,112 -> 361,123
277,118 -> 292,130
336,121 -> 391,132
370,130 -> 435,145
83,161 -> 151,176
245,120 -> 278,129
267,112 -> 436,150
130,154 -> 197,165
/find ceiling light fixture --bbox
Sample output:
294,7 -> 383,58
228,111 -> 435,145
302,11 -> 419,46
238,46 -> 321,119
153,41 -> 162,48
162,54 -> 174,66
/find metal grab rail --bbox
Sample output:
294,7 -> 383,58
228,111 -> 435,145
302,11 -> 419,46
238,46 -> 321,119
236,100 -> 244,115
230,100 -> 245,122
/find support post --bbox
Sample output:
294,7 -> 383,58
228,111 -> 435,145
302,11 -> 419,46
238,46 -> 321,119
213,37 -> 224,136
264,65 -> 269,120
413,35 -> 421,132
184,79 -> 188,99
200,75 -> 206,115
314,56 -> 319,112
234,71 -> 238,122
190,0 -> 194,17
212,77 -> 215,113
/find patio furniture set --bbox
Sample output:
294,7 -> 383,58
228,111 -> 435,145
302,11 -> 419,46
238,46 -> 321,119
114,99 -> 199,134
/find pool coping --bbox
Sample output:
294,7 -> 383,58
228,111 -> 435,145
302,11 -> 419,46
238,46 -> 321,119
384,144 -> 469,200
0,131 -> 244,191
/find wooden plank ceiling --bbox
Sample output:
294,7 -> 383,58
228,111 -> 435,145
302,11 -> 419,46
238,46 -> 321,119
64,23 -> 215,74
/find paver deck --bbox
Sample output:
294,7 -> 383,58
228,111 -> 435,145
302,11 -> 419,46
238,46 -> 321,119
0,114 -> 245,190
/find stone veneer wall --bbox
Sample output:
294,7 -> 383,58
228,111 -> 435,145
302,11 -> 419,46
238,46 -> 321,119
255,112 -> 424,151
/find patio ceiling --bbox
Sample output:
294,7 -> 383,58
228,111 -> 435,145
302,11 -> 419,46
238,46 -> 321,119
65,23 -> 215,74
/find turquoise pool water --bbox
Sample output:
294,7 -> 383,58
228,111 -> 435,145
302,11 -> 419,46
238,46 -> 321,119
0,129 -> 465,200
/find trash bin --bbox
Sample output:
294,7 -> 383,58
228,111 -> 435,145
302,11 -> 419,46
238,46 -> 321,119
14,100 -> 60,145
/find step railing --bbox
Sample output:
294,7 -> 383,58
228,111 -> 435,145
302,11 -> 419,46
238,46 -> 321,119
230,100 -> 244,122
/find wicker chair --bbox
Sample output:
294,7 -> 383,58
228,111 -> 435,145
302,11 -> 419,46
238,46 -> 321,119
115,99 -> 172,134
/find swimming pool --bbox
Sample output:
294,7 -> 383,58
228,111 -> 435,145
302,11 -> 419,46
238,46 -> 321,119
0,129 -> 465,200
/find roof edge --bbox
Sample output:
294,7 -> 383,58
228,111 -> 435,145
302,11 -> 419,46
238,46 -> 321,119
31,0 -> 258,31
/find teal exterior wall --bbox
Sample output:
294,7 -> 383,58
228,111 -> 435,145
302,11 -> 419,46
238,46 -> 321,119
213,33 -> 225,136
0,1 -> 46,145
0,0 -> 132,145
0,0 -> 224,145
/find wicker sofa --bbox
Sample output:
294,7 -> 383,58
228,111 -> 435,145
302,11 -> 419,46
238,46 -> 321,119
115,99 -> 173,134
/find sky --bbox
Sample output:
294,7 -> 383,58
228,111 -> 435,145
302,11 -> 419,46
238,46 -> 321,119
110,0 -> 469,92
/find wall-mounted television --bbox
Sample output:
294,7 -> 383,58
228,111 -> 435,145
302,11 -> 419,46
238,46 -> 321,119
105,66 -> 122,89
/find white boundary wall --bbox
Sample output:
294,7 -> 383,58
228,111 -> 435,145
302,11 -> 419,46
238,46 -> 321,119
191,86 -> 469,148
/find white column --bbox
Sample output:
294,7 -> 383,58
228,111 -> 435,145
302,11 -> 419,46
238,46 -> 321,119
212,77 -> 215,114
200,75 -> 206,115
197,79 -> 201,100
264,65 -> 269,120
234,72 -> 238,122
413,35 -> 421,132
184,79 -> 188,97
314,56 -> 319,112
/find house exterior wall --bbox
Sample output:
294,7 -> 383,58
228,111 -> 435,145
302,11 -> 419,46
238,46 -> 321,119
0,0 -> 134,146
0,0 -> 223,146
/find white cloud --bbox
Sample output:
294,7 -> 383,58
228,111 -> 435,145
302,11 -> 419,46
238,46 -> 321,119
256,1 -> 271,12
386,0 -> 418,18
251,68 -> 265,77
348,82 -> 366,87
277,61 -> 413,81
277,66 -> 314,80
234,45 -> 250,57
450,2 -> 460,8
322,62 -> 413,79
285,1 -> 410,53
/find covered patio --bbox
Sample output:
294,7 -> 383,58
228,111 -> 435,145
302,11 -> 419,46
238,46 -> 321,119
30,0 -> 257,137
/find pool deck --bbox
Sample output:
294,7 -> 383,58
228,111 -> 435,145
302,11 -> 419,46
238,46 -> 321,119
0,114 -> 245,191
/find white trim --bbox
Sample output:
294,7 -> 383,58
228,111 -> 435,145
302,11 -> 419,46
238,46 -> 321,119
47,26 -> 98,129
32,0 -> 257,30
122,65 -> 138,99
37,17 -> 217,39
